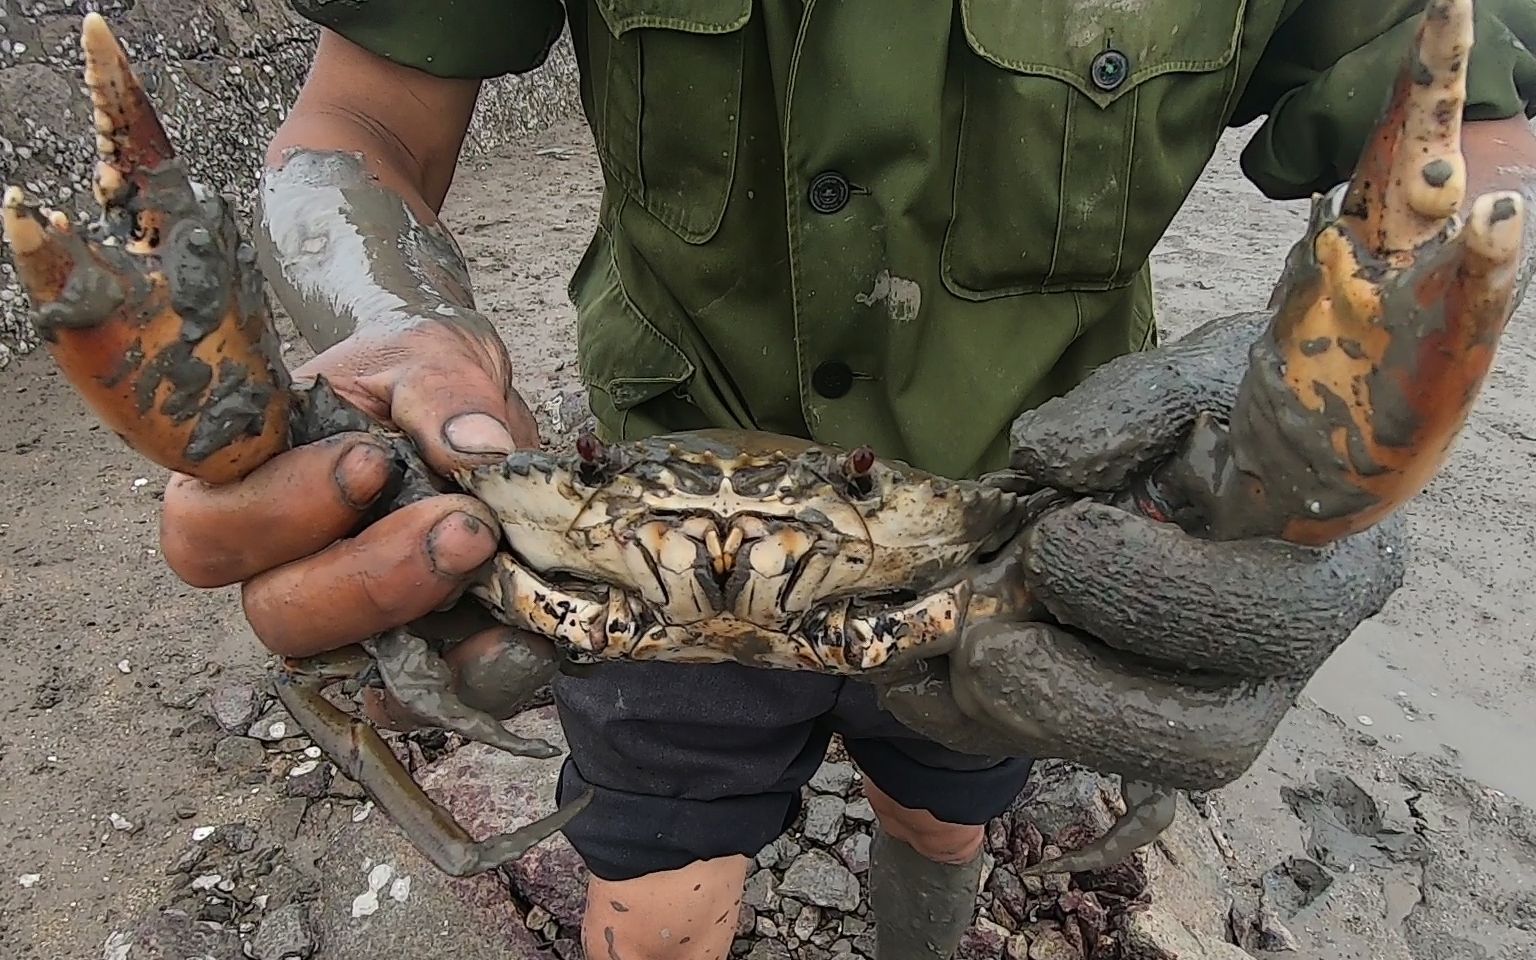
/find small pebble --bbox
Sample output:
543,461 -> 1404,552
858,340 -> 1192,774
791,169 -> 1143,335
1357,715 -> 1374,727
18,874 -> 40,888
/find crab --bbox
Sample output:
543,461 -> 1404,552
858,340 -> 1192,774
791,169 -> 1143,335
3,2 -> 1524,882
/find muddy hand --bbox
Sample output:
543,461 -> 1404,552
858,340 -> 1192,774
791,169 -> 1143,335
1141,0 -> 1524,545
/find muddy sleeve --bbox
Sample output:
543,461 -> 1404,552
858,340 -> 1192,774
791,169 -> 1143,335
287,0 -> 567,79
1233,0 -> 1536,199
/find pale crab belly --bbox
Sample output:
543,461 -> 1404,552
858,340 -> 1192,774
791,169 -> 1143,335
474,553 -> 972,674
467,463 -> 1017,630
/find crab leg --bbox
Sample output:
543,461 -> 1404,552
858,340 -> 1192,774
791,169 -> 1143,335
1141,0 -> 1525,545
275,660 -> 591,877
364,629 -> 561,758
1019,781 -> 1179,878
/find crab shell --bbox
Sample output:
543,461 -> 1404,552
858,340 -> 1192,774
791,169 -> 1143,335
457,430 -> 1030,672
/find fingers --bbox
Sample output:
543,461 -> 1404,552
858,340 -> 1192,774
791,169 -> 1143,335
380,329 -> 538,477
1020,500 -> 1407,677
240,494 -> 502,657
159,431 -> 396,587
1004,310 -> 1269,494
946,621 -> 1303,791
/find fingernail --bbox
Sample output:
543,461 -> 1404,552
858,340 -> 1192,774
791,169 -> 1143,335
427,510 -> 499,577
335,440 -> 391,510
444,413 -> 516,456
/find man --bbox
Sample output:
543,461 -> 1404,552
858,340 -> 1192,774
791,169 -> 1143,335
155,2 -> 1536,959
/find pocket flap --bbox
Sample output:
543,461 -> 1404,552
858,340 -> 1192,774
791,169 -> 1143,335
959,0 -> 1247,106
594,0 -> 752,36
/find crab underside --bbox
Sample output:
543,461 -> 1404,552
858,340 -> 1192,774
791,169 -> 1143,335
3,2 -> 1523,881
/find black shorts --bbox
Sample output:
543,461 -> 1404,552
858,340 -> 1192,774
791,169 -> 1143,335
550,659 -> 1035,882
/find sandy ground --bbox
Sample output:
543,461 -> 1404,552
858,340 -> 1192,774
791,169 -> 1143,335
2,118 -> 1534,959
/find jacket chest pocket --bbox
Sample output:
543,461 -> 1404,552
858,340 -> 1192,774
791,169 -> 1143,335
943,0 -> 1249,299
585,0 -> 752,244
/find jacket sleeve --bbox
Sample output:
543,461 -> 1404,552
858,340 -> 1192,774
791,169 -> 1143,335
288,0 -> 567,79
1233,0 -> 1536,199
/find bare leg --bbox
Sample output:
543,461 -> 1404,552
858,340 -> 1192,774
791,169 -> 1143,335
581,855 -> 751,960
862,778 -> 984,960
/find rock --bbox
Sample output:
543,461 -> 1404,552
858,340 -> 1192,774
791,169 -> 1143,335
104,909 -> 245,959
1027,926 -> 1077,960
1010,761 -> 1116,841
809,762 -> 857,796
207,681 -> 262,734
746,940 -> 791,960
844,799 -> 875,823
956,922 -> 1008,960
743,869 -> 780,910
285,760 -> 332,799
756,841 -> 783,870
987,867 -> 1029,927
247,706 -> 296,742
780,851 -> 861,912
251,903 -> 316,960
1005,932 -> 1031,960
837,832 -> 871,875
414,708 -> 586,928
804,794 -> 846,845
737,905 -> 758,937
525,905 -> 553,930
794,904 -> 823,941
1123,906 -> 1252,960
756,915 -> 780,938
212,735 -> 266,772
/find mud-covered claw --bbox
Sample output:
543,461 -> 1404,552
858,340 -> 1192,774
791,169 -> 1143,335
365,630 -> 562,759
2,15 -> 291,485
1143,0 -> 1525,546
1020,781 -> 1179,877
275,667 -> 590,877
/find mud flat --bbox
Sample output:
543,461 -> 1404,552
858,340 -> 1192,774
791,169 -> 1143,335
1,107 -> 1533,958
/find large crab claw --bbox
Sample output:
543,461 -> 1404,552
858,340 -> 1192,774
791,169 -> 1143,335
1144,0 -> 1525,545
3,14 -> 290,485
2,13 -> 582,877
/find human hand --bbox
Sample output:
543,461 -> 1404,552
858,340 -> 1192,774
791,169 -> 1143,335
876,311 -> 1408,791
159,318 -> 541,658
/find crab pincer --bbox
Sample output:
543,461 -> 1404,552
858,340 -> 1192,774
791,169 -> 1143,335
3,14 -> 290,485
3,13 -> 582,877
1144,0 -> 1525,545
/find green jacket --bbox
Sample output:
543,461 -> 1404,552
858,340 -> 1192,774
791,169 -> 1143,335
292,0 -> 1536,479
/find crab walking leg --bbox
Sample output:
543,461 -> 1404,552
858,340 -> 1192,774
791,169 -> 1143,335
1139,0 -> 1525,545
274,666 -> 591,877
1019,781 -> 1179,879
364,629 -> 562,758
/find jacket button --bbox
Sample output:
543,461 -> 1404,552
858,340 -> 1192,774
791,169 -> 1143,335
811,361 -> 854,399
1089,49 -> 1130,91
808,171 -> 852,214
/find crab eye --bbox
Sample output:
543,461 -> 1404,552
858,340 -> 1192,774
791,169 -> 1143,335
575,432 -> 609,484
841,445 -> 877,498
